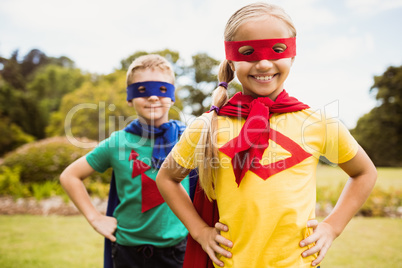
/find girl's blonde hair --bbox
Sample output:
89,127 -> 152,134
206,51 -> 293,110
126,54 -> 175,85
196,2 -> 296,200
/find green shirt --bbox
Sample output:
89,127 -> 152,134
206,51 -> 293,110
86,130 -> 189,247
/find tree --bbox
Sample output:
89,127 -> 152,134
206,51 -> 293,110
0,49 -> 55,90
28,65 -> 88,124
179,53 -> 242,116
179,53 -> 220,116
351,65 -> 402,166
0,49 -> 83,139
46,70 -> 130,140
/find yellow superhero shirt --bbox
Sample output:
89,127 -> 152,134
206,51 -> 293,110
172,109 -> 359,268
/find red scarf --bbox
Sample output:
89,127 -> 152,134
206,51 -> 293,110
184,90 -> 309,268
219,90 -> 309,185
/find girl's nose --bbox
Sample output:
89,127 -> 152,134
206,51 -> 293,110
255,59 -> 273,70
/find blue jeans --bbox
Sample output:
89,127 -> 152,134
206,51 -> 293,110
112,239 -> 186,268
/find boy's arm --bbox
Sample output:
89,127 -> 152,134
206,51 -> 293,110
301,146 -> 377,266
156,154 -> 232,267
60,156 -> 117,242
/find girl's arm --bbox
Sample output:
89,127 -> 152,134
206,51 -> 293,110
300,146 -> 377,266
60,156 -> 117,241
156,153 -> 233,267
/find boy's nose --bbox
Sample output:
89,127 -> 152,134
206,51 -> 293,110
147,95 -> 159,101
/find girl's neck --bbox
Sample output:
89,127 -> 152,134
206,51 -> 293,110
242,88 -> 283,101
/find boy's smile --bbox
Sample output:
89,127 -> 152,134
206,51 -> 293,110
128,69 -> 174,127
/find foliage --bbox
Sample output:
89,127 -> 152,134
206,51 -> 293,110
179,53 -> 242,115
180,53 -> 220,116
359,187 -> 402,217
84,180 -> 111,199
28,65 -> 89,117
0,166 -> 30,198
316,182 -> 402,218
1,137 -> 111,184
0,116 -> 35,156
0,80 -> 44,139
0,49 -> 48,90
46,70 -> 136,140
352,65 -> 402,166
0,49 -> 85,140
30,181 -> 66,201
0,165 -> 110,200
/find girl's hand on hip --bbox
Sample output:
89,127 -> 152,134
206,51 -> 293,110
300,219 -> 337,267
196,222 -> 233,267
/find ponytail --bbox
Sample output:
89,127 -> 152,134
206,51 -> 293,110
195,60 -> 234,200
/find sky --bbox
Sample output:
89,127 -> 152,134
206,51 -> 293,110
1,0 -> 401,128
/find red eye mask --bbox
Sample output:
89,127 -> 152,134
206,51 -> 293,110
224,37 -> 296,61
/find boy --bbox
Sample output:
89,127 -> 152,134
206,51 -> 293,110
60,54 -> 189,268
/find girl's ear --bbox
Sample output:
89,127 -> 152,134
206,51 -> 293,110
127,100 -> 133,107
291,57 -> 296,65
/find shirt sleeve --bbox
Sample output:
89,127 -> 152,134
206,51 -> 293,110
322,118 -> 359,164
171,117 -> 206,169
86,135 -> 113,173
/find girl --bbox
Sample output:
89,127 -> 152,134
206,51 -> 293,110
156,3 -> 377,268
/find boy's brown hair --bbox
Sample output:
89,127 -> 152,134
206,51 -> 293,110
126,54 -> 175,86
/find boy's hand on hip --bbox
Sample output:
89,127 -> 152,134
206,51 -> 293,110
300,220 -> 337,267
89,214 -> 117,242
196,222 -> 233,267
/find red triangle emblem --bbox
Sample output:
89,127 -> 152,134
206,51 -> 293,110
220,128 -> 311,180
129,149 -> 151,178
141,173 -> 165,213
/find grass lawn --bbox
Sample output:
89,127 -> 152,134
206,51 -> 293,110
0,215 -> 401,267
0,215 -> 103,268
321,217 -> 402,267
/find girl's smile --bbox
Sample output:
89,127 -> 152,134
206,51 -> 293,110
252,73 -> 277,82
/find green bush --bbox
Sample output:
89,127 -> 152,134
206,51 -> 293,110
30,180 -> 66,200
1,136 -> 111,184
0,137 -> 113,200
0,166 -> 30,198
0,164 -> 110,200
84,180 -> 111,198
0,117 -> 35,156
360,187 -> 402,217
317,183 -> 402,217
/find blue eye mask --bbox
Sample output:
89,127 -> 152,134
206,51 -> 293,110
126,81 -> 175,101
